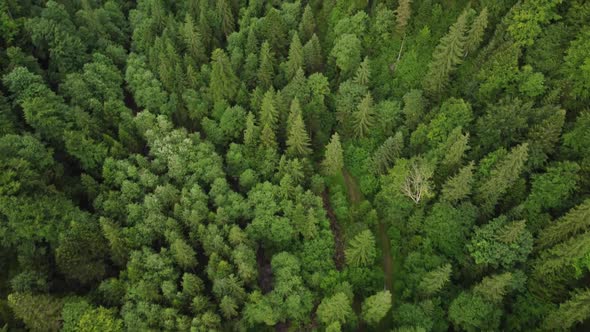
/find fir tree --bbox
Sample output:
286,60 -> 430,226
244,112 -> 259,148
423,10 -> 469,94
353,93 -> 375,138
181,14 -> 206,64
323,133 -> 344,176
534,231 -> 590,278
473,272 -> 513,304
210,48 -> 239,104
362,291 -> 392,326
526,108 -> 566,169
544,288 -> 590,330
345,230 -> 377,267
286,99 -> 311,157
257,41 -> 275,90
299,4 -> 316,42
439,128 -> 470,175
402,89 -> 426,130
354,57 -> 370,86
303,34 -> 323,74
477,144 -> 529,214
216,0 -> 235,37
317,292 -> 354,326
464,7 -> 489,57
373,131 -> 404,174
419,263 -> 452,296
285,33 -> 304,81
537,199 -> 590,249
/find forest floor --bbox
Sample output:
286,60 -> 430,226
322,190 -> 345,270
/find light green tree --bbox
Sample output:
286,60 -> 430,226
323,133 -> 344,176
286,99 -> 311,157
362,291 -> 392,326
423,10 -> 469,94
345,230 -> 376,267
353,93 -> 375,138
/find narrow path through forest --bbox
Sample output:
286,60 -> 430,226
322,190 -> 345,270
342,170 -> 394,294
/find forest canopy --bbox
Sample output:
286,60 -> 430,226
1,0 -> 590,331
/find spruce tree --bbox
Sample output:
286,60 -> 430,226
544,288 -> 590,330
362,291 -> 392,326
534,231 -> 590,279
299,4 -> 316,42
402,89 -> 426,130
423,10 -> 469,95
473,272 -> 513,304
210,48 -> 239,104
216,0 -> 235,37
464,7 -> 489,56
354,57 -> 370,86
257,41 -> 275,90
323,133 -> 344,176
345,230 -> 377,267
526,108 -> 565,168
419,263 -> 452,296
373,131 -> 404,174
537,199 -> 590,249
285,33 -> 304,81
477,144 -> 529,214
286,99 -> 311,157
353,93 -> 375,139
439,128 -> 470,175
303,34 -> 323,74
244,112 -> 259,148
259,90 -> 278,149
181,14 -> 206,64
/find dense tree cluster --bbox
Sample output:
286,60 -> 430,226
1,0 -> 589,330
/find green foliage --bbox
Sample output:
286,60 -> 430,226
506,0 -> 563,46
353,93 -> 375,139
210,48 -> 240,104
317,292 -> 355,326
441,162 -> 474,203
373,131 -> 404,174
345,230 -> 376,267
543,288 -> 590,330
538,199 -> 590,249
423,10 -> 469,94
331,34 -> 362,76
464,8 -> 488,56
468,217 -> 533,268
362,290 -> 392,325
395,0 -> 413,35
2,2 -> 590,331
418,264 -> 452,296
323,133 -> 344,176
476,143 -> 529,213
8,293 -> 64,332
449,292 -> 501,332
286,99 -> 311,157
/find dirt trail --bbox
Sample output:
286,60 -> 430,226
322,190 -> 345,270
378,222 -> 394,292
341,170 -> 395,293
256,248 -> 273,294
343,169 -> 362,204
